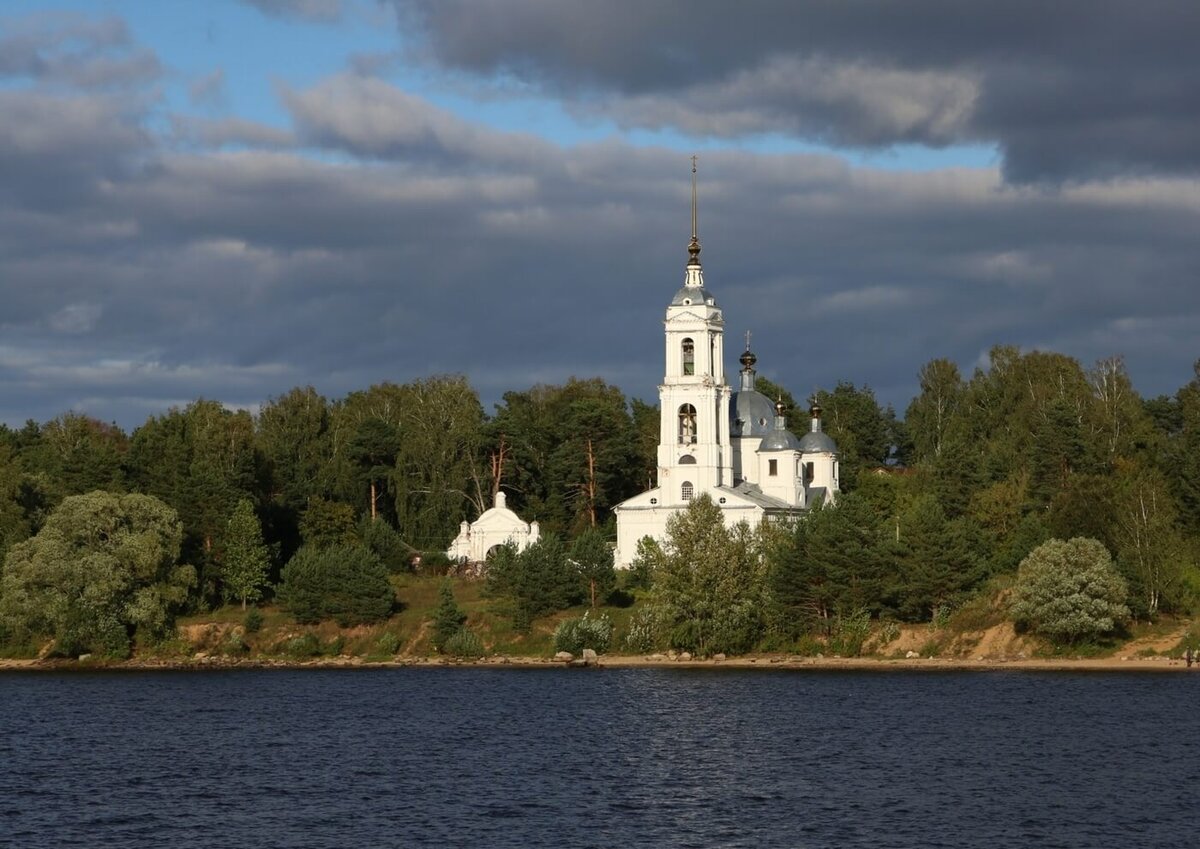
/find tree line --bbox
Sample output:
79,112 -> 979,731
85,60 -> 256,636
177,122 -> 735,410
1,348 -> 1199,656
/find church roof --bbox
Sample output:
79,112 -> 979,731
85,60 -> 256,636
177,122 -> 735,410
760,427 -> 803,452
670,285 -> 716,307
798,430 -> 838,453
720,482 -> 798,511
731,389 -> 776,437
799,402 -> 838,454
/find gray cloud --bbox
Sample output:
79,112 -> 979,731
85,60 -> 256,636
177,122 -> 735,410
188,68 -> 226,108
0,11 -> 161,89
1,41 -> 1198,430
391,0 -> 1200,182
239,0 -> 345,23
170,115 -> 295,150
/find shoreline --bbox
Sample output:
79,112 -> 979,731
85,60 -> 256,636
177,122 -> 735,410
1,653 -> 1194,673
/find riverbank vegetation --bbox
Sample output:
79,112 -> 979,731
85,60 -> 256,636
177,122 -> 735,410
1,349 -> 1199,661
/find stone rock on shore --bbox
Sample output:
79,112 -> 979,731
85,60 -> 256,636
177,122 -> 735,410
554,651 -> 573,662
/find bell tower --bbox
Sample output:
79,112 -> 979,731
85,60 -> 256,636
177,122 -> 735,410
656,158 -> 733,501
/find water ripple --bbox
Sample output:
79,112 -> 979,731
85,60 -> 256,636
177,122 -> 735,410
2,668 -> 1199,848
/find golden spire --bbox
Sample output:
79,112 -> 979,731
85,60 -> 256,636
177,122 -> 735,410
688,155 -> 701,267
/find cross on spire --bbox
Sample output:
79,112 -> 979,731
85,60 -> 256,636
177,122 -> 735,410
744,330 -> 752,351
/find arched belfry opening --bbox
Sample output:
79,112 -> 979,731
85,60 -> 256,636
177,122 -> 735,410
681,338 -> 695,375
678,404 -> 697,444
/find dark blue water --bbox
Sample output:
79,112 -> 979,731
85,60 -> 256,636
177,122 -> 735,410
2,668 -> 1198,848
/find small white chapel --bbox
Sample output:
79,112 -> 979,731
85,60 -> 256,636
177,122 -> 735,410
613,163 -> 839,568
447,491 -> 541,564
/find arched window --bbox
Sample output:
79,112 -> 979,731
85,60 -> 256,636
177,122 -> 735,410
678,404 -> 697,444
681,338 -> 695,375
804,462 -> 814,483
678,454 -> 696,464
681,481 -> 694,501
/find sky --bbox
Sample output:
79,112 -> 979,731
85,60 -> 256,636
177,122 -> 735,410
2,0 -> 1199,430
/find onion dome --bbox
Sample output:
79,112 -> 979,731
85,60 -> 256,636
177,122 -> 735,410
798,400 -> 838,454
759,399 -> 802,451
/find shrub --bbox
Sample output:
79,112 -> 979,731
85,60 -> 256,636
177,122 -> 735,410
828,607 -> 872,657
444,628 -> 485,659
418,551 -> 452,576
276,544 -> 394,627
1011,537 -> 1130,644
624,604 -> 671,654
553,612 -> 613,655
217,629 -> 249,656
375,631 -> 402,655
279,633 -> 321,658
876,619 -> 901,645
243,607 -> 264,634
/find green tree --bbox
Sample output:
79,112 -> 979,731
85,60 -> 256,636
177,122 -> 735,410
0,491 -> 194,657
219,498 -> 271,609
1113,460 -> 1187,616
0,445 -> 30,563
625,535 -> 665,591
655,495 -> 765,655
570,528 -> 615,608
490,378 -> 641,535
485,535 -> 581,631
127,400 -> 261,599
277,544 -> 394,626
299,497 -> 359,548
892,494 -> 986,620
813,382 -> 895,491
1172,360 -> 1200,533
800,493 -> 888,619
348,418 -> 400,522
431,579 -> 467,652
359,516 -> 412,573
256,386 -> 333,563
20,413 -> 128,502
1047,474 -> 1118,552
904,358 -> 965,464
390,376 -> 487,548
1010,537 -> 1129,643
256,386 -> 332,513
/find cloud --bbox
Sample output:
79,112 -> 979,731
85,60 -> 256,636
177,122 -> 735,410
239,0 -> 345,23
170,115 -> 295,149
47,303 -> 103,334
601,57 -> 978,146
188,68 -> 226,107
0,10 -> 161,88
280,73 -> 555,165
390,0 -> 1200,182
1,23 -> 1198,431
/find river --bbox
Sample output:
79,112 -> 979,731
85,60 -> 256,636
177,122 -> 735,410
2,667 -> 1197,848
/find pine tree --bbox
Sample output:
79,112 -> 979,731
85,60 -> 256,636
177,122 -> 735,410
432,580 -> 466,652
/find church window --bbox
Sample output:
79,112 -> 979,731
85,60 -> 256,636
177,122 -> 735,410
804,462 -> 814,483
768,459 -> 778,477
679,454 -> 696,464
682,338 -> 695,375
681,481 -> 694,501
678,404 -> 697,444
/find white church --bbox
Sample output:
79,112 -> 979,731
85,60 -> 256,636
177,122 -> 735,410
612,164 -> 840,568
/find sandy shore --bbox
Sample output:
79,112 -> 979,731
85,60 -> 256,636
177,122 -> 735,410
1,653 -> 1194,673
